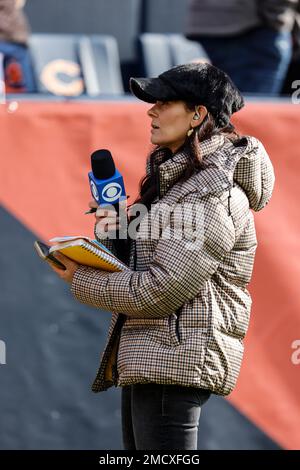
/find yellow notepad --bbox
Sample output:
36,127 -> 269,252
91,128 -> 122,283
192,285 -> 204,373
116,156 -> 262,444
49,236 -> 128,272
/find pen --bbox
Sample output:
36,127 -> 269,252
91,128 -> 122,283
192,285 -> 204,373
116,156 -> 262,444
84,207 -> 97,215
84,196 -> 130,214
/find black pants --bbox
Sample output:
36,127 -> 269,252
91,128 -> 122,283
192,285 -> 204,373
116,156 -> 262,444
121,383 -> 211,450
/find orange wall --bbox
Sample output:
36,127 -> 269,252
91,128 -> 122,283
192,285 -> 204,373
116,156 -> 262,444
1,101 -> 299,449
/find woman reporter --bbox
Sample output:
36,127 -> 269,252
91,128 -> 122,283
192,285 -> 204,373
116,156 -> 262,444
50,63 -> 275,450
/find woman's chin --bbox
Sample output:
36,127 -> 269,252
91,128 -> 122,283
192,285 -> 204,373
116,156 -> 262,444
150,136 -> 161,146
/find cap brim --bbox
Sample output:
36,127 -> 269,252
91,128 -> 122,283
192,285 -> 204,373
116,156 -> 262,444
129,77 -> 177,103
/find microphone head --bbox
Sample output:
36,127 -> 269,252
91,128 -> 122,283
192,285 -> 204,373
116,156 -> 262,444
91,149 -> 116,180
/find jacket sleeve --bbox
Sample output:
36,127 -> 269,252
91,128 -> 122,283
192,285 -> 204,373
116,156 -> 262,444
71,196 -> 235,318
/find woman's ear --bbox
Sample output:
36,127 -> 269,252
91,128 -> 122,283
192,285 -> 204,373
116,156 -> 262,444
192,106 -> 208,126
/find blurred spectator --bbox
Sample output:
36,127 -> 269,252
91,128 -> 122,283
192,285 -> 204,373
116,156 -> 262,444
282,1 -> 300,94
0,0 -> 35,92
185,0 -> 300,95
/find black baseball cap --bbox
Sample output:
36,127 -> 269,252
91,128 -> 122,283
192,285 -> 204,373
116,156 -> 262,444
130,63 -> 244,128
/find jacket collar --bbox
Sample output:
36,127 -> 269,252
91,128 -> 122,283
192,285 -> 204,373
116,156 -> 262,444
148,134 -> 227,198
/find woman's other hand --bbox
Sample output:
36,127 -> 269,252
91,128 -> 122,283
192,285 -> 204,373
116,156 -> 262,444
48,252 -> 79,284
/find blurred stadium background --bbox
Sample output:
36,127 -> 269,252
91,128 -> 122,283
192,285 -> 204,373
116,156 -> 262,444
0,0 -> 299,450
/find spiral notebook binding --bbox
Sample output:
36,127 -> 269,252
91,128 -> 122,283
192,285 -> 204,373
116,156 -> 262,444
81,242 -> 123,270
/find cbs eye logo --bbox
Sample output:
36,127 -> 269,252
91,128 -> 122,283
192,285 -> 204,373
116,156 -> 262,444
102,182 -> 122,202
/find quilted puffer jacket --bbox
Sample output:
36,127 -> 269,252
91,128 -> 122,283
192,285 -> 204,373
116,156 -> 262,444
71,134 -> 275,395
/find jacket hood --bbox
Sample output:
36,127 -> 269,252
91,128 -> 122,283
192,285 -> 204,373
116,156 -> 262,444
228,136 -> 275,211
196,135 -> 275,211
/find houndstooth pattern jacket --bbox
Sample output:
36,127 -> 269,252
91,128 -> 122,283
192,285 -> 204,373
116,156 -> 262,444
71,134 -> 275,395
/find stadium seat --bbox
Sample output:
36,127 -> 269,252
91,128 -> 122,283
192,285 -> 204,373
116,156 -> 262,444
29,33 -> 124,97
80,35 -> 124,95
28,34 -> 86,96
138,33 -> 173,77
138,33 -> 210,77
168,34 -> 210,66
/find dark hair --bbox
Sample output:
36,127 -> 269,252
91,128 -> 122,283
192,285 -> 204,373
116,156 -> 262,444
130,103 -> 244,212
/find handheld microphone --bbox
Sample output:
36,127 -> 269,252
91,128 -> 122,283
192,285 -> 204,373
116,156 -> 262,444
87,149 -> 126,215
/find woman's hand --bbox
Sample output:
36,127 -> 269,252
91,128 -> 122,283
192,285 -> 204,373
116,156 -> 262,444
48,252 -> 79,284
89,199 -> 127,236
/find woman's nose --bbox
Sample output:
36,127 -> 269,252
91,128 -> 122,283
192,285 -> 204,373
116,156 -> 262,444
147,104 -> 158,117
